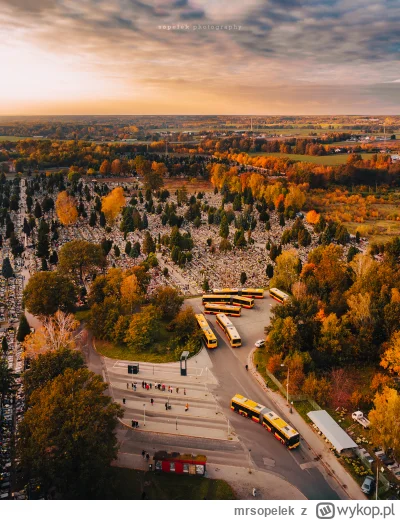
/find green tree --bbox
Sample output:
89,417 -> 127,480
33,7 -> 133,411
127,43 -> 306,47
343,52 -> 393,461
151,286 -> 184,320
36,219 -> 50,259
219,215 -> 229,239
1,257 -> 14,278
2,336 -> 8,354
142,232 -> 156,255
202,278 -> 210,292
23,272 -> 77,316
240,272 -> 247,285
18,368 -> 123,498
0,358 -> 15,396
17,314 -> 31,343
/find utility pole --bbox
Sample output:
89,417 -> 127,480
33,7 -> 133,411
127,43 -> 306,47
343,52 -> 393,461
376,462 -> 379,500
143,403 -> 146,427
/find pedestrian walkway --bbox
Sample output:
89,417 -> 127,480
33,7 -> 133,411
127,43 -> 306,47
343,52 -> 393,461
104,354 -> 236,440
248,349 -> 366,500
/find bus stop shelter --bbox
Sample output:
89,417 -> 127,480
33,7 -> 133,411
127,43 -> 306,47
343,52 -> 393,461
307,410 -> 357,453
180,351 -> 189,376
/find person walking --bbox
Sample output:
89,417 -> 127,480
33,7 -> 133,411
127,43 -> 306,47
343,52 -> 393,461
170,386 -> 173,393
245,364 -> 248,371
149,383 -> 152,389
185,403 -> 189,412
150,398 -> 154,406
184,388 -> 186,396
176,387 -> 179,393
142,381 -> 145,389
142,450 -> 145,458
165,402 -> 168,411
127,383 -> 129,389
134,384 -> 137,391
146,453 -> 150,462
123,398 -> 126,405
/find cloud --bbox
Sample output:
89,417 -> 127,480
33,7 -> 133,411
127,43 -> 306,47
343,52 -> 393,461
0,0 -> 399,114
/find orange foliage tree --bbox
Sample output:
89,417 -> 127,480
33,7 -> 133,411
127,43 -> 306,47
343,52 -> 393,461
56,191 -> 78,226
101,187 -> 126,224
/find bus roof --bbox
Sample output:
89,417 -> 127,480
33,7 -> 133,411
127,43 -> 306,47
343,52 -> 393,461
232,394 -> 267,414
195,314 -> 217,341
263,410 -> 299,438
216,313 -> 241,339
206,303 -> 237,311
269,287 -> 289,299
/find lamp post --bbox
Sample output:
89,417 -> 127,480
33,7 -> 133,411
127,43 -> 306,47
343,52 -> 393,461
176,417 -> 178,431
143,403 -> 146,426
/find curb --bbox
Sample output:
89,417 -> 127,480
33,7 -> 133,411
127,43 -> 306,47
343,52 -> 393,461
248,348 -> 356,500
118,417 -> 236,441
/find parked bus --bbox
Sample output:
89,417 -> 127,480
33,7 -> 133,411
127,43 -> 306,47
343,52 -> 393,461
195,313 -> 218,349
231,394 -> 300,449
269,287 -> 289,304
216,313 -> 241,347
202,294 -> 254,309
212,288 -> 264,299
204,303 -> 241,317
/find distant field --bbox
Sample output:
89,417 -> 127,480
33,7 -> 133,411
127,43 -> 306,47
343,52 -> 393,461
163,178 -> 213,192
248,152 -> 372,165
0,135 -> 30,141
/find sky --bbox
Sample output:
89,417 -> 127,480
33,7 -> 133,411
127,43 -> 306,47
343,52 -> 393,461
1,0 -> 399,115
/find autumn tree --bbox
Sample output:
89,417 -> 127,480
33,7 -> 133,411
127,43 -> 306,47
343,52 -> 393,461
380,330 -> 400,375
306,210 -> 320,225
17,313 -> 31,342
125,305 -> 160,352
266,316 -> 299,357
120,274 -> 141,313
56,191 -> 78,226
101,187 -> 126,224
369,386 -> 400,459
23,311 -> 81,358
269,249 -> 300,293
151,286 -> 184,320
302,373 -> 331,406
24,348 -> 85,400
58,240 -> 106,284
23,272 -> 76,316
18,368 -> 123,498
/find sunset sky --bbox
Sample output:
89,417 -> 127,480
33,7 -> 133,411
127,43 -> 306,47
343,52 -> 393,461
1,0 -> 399,115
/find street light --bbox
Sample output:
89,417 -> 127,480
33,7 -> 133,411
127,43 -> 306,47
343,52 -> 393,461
176,417 -> 178,431
281,363 -> 290,407
143,403 -> 146,426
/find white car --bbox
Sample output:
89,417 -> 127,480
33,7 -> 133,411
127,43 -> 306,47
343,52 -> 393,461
255,339 -> 265,348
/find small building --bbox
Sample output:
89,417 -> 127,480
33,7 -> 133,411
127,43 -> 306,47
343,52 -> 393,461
391,154 -> 400,162
153,451 -> 206,475
307,410 -> 357,454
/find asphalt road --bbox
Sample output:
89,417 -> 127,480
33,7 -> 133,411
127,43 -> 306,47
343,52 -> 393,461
113,295 -> 341,500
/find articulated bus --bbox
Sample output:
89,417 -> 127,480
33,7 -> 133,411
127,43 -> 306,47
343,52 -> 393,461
202,294 -> 254,309
195,313 -> 218,349
231,394 -> 300,449
269,287 -> 290,304
216,313 -> 242,347
212,288 -> 264,299
204,303 -> 241,317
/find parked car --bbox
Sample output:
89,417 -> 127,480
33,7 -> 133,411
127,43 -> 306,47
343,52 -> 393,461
255,339 -> 265,348
361,476 -> 376,495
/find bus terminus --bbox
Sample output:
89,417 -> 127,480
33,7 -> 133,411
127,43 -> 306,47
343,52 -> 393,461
269,287 -> 290,304
216,313 -> 241,347
202,294 -> 254,309
195,313 -> 218,349
204,303 -> 241,317
231,394 -> 300,449
212,288 -> 264,299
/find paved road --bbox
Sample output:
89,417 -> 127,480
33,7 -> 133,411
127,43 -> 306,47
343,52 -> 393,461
186,295 -> 340,500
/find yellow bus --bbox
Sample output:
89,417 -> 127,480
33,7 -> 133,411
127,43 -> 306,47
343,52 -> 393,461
269,287 -> 289,304
195,314 -> 218,349
213,288 -> 264,299
230,394 -> 300,449
202,294 -> 254,309
204,303 -> 241,317
216,313 -> 241,347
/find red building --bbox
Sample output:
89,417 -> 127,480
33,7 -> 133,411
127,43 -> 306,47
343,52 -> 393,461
153,451 -> 206,476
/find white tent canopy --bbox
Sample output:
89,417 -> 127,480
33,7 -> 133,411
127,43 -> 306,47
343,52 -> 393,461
307,410 -> 358,453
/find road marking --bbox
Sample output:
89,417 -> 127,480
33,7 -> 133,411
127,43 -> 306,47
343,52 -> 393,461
300,461 -> 319,470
